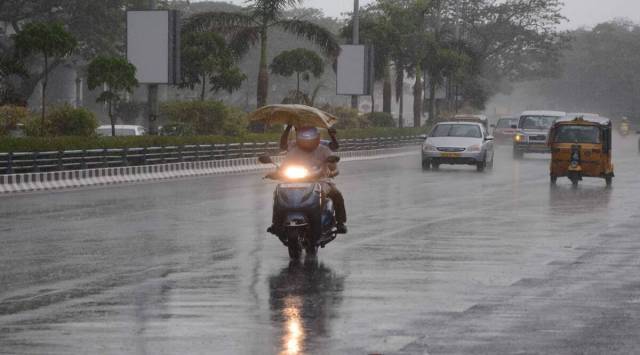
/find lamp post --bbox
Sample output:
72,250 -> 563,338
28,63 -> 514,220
147,0 -> 159,135
351,0 -> 360,110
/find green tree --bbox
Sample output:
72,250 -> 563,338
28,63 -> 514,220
374,0 -> 433,127
87,56 -> 138,137
0,55 -> 28,105
180,31 -> 246,101
0,0 -> 150,102
270,48 -> 324,104
183,0 -> 341,109
14,22 -> 77,135
455,0 -> 566,107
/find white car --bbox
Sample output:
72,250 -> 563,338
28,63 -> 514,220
512,110 -> 565,158
97,125 -> 146,137
422,122 -> 495,172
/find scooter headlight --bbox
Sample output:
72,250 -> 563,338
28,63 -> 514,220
283,166 -> 309,180
514,134 -> 524,142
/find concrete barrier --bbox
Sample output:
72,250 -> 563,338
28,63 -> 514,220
0,146 -> 418,195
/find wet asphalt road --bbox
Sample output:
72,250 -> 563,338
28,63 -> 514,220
1,135 -> 640,355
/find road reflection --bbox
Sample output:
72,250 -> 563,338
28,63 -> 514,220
549,183 -> 612,215
269,258 -> 345,355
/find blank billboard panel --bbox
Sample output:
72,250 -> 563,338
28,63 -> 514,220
127,11 -> 180,84
337,45 -> 373,96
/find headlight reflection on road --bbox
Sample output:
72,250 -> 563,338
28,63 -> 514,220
281,296 -> 305,355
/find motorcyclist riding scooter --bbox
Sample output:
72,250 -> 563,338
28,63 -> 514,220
269,126 -> 348,235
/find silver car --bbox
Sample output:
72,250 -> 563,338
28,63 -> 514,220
421,122 -> 495,172
513,110 -> 565,159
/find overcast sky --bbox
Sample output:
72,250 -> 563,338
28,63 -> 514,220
209,0 -> 640,29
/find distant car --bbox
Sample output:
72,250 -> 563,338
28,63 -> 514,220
452,114 -> 489,131
97,125 -> 146,137
513,110 -> 566,159
422,121 -> 495,172
491,116 -> 519,145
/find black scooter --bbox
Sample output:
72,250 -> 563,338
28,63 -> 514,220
259,155 -> 340,259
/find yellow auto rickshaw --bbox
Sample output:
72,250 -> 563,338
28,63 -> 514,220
548,116 -> 614,187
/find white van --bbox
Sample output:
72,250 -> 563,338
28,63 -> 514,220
513,110 -> 565,158
97,125 -> 146,137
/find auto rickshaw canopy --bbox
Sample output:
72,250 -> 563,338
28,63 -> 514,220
553,116 -> 611,127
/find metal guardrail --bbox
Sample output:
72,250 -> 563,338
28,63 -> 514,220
0,136 -> 422,175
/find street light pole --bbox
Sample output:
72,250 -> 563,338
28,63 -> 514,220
147,0 -> 159,135
351,0 -> 360,110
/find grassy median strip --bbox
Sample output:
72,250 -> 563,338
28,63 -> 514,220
0,127 -> 427,153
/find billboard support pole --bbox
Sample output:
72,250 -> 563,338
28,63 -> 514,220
351,0 -> 360,110
147,0 -> 159,135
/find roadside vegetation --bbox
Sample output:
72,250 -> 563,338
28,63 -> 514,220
6,0 -> 621,152
0,126 -> 427,153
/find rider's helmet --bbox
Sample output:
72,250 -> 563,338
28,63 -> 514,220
296,126 -> 320,152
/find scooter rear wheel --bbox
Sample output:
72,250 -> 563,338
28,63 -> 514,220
305,244 -> 318,256
287,230 -> 302,260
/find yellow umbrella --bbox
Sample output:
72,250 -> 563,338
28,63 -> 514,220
248,104 -> 337,129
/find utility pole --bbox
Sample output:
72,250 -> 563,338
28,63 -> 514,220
147,0 -> 159,135
351,0 -> 360,110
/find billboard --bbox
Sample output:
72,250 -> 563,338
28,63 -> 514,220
336,45 -> 374,96
127,10 -> 180,85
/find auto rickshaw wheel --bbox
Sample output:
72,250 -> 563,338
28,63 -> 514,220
606,176 -> 613,187
570,177 -> 580,187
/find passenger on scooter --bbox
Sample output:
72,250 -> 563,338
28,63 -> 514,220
272,126 -> 347,234
280,124 -> 340,152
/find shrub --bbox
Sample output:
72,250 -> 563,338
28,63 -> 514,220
321,105 -> 371,129
366,112 -> 396,127
115,101 -> 144,124
0,105 -> 30,136
25,104 -> 98,137
160,100 -> 248,136
0,127 -> 427,153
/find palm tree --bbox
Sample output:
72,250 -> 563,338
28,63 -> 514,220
184,0 -> 340,109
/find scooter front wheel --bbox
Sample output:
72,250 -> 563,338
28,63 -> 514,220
287,229 -> 302,260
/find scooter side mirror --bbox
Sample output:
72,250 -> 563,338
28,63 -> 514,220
258,155 -> 274,164
326,156 -> 340,164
